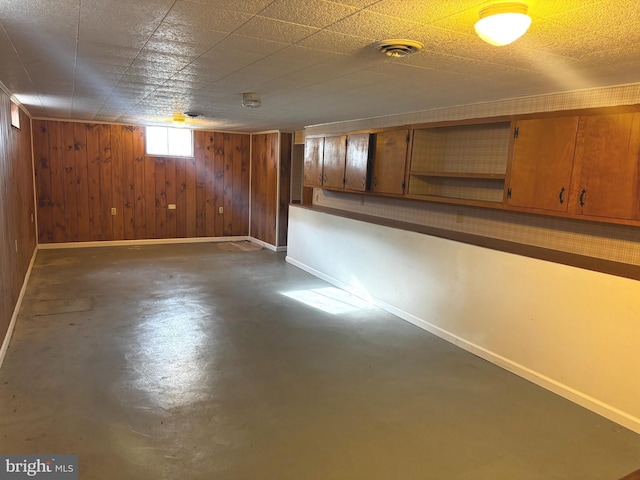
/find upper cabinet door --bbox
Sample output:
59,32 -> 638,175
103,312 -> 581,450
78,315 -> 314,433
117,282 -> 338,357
323,135 -> 347,189
371,129 -> 410,195
571,113 -> 640,220
507,116 -> 579,212
345,133 -> 372,192
303,137 -> 324,187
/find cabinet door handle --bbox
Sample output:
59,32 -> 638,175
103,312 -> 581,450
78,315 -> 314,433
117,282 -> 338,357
318,174 -> 322,183
361,179 -> 366,188
558,186 -> 565,204
373,176 -> 377,187
579,188 -> 587,207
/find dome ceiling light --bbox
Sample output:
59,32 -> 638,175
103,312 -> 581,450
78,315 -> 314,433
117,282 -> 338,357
242,92 -> 261,108
474,2 -> 532,46
372,39 -> 424,58
172,112 -> 186,126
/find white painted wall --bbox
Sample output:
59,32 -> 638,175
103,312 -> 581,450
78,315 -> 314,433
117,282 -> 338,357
286,206 -> 640,434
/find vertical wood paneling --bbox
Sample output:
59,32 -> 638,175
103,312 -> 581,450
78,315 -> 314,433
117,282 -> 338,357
204,133 -> 216,237
33,120 -> 52,243
222,134 -> 235,236
74,123 -> 90,241
194,131 -> 207,237
185,156 -> 196,237
251,132 -> 289,247
165,157 -> 177,238
155,157 -> 167,238
86,124 -> 103,240
1,93 -> 37,344
121,126 -> 136,240
279,133 -> 292,247
32,121 -> 251,244
239,134 -> 250,235
176,155 -> 187,237
98,124 -> 113,241
49,122 -> 66,242
144,154 -> 157,239
251,134 -> 267,242
267,134 -> 278,245
213,133 -> 225,236
111,125 -> 125,240
133,127 -> 146,239
62,122 -> 79,241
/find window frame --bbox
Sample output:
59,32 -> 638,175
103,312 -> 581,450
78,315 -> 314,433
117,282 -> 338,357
145,126 -> 194,158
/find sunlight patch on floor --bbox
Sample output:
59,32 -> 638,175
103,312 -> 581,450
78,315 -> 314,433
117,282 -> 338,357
281,287 -> 375,315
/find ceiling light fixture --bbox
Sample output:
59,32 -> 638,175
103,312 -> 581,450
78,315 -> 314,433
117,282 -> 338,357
474,2 -> 532,46
173,112 -> 186,126
242,92 -> 261,108
373,39 -> 424,58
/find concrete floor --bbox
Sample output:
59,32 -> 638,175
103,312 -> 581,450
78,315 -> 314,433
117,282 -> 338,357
1,242 -> 639,480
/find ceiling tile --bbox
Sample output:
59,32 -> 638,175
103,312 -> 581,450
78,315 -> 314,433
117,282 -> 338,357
163,2 -> 253,32
365,0 -> 485,24
0,0 -> 80,39
213,34 -> 289,57
325,9 -> 421,39
258,0 -> 358,28
297,30 -> 378,56
232,16 -> 320,43
178,0 -> 275,15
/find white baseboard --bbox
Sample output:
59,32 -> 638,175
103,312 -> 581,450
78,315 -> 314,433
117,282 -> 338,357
37,236 -> 251,249
249,238 -> 287,252
285,255 -> 640,435
0,248 -> 38,370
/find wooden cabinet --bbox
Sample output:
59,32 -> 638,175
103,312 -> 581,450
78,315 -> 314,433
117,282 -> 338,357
570,112 -> 640,220
408,122 -> 510,203
303,136 -> 324,187
303,133 -> 374,192
507,116 -> 579,212
507,113 -> 640,221
345,133 -> 373,192
305,108 -> 640,226
323,135 -> 347,188
371,129 -> 410,195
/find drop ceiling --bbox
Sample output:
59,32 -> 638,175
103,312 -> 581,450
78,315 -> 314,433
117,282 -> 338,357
0,0 -> 638,132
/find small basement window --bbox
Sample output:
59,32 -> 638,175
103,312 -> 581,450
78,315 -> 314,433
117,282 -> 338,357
146,126 -> 193,157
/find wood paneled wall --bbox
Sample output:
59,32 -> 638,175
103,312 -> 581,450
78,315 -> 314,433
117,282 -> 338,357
0,93 -> 36,343
251,132 -> 291,247
33,121 -> 250,243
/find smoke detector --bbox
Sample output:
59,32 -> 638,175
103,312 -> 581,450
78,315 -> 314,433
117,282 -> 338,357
242,92 -> 261,108
373,39 -> 424,58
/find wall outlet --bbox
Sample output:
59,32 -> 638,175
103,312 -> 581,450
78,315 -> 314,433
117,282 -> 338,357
168,204 -> 177,210
218,207 -> 223,214
111,208 -> 117,216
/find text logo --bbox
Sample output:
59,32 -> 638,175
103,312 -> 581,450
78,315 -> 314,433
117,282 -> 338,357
0,455 -> 77,480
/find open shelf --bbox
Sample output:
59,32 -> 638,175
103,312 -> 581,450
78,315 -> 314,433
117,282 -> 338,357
408,121 -> 511,204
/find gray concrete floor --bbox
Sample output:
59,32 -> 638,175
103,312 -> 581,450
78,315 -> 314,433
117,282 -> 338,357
1,242 -> 639,480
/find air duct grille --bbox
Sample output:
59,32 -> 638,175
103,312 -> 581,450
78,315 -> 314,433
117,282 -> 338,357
373,39 -> 424,58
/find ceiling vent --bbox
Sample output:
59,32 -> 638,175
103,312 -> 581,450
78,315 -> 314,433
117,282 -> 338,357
373,39 -> 424,58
